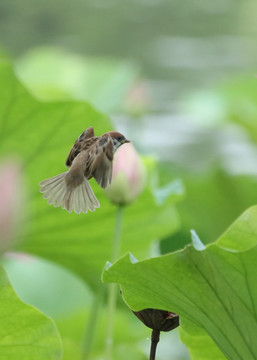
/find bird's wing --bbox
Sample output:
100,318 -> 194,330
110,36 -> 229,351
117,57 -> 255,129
87,134 -> 114,189
66,127 -> 95,167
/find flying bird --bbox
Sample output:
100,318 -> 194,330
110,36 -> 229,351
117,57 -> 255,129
39,127 -> 129,214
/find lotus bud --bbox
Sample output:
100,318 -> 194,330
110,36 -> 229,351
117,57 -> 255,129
0,161 -> 22,254
133,308 -> 179,332
133,308 -> 179,360
105,143 -> 146,205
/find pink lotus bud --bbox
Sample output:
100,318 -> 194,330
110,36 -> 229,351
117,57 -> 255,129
0,161 -> 22,254
105,143 -> 146,205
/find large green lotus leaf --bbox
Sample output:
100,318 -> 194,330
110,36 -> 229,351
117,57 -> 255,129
217,204 -> 257,251
0,265 -> 62,360
0,60 -> 179,290
103,206 -> 257,360
179,321 -> 226,360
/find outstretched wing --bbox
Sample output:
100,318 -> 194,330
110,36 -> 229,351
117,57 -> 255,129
66,126 -> 95,167
87,134 -> 114,189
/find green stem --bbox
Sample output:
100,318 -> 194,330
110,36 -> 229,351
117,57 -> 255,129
111,205 -> 124,262
82,287 -> 103,360
105,205 -> 124,360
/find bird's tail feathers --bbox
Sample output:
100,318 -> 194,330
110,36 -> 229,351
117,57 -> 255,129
39,172 -> 100,214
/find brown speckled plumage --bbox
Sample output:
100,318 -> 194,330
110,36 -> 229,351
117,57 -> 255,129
39,126 -> 129,214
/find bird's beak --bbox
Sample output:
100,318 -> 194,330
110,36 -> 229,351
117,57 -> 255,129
123,139 -> 130,144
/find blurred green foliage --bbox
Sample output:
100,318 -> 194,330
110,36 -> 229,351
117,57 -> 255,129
0,59 -> 183,359
161,169 -> 257,252
15,47 -> 139,113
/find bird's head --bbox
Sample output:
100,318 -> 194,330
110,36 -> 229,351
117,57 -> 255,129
108,131 -> 130,151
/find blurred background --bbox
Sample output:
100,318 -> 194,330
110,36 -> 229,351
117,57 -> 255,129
1,0 -> 257,359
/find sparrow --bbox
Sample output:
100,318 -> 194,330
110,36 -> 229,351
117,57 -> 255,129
39,127 -> 130,214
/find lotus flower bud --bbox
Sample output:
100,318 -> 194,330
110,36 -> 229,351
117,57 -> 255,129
133,308 -> 179,360
0,162 -> 22,254
133,308 -> 179,332
105,143 -> 146,205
